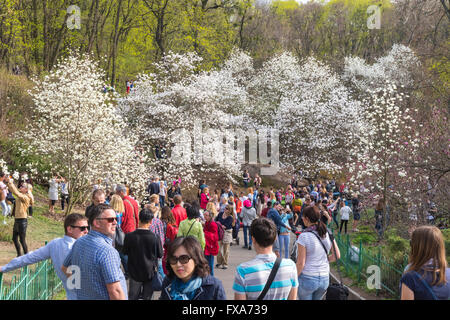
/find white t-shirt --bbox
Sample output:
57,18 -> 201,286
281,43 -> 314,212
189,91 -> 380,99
0,182 -> 7,198
48,179 -> 59,200
340,206 -> 352,220
296,231 -> 332,276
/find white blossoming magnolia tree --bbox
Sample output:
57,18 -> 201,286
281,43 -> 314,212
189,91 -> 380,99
118,51 -> 248,187
120,50 -> 365,186
344,45 -> 426,234
245,52 -> 364,175
21,54 -> 149,215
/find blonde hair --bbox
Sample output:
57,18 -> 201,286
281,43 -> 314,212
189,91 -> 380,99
110,194 -> 124,213
206,202 -> 218,218
150,194 -> 159,203
247,187 -> 253,194
408,226 -> 448,286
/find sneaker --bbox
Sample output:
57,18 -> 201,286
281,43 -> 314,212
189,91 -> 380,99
242,245 -> 248,249
222,266 -> 228,270
248,246 -> 252,250
216,264 -> 221,268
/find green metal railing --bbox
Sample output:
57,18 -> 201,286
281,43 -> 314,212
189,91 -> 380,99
331,229 -> 409,299
0,247 -> 63,300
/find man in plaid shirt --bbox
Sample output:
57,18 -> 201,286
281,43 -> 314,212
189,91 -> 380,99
62,204 -> 127,300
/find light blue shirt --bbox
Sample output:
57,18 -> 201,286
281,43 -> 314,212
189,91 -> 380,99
1,235 -> 77,300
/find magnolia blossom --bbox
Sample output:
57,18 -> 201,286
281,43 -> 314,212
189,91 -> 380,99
20,54 -> 150,213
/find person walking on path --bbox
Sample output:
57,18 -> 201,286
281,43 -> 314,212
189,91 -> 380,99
48,175 -> 63,214
279,208 -> 294,259
62,204 -> 128,300
172,195 -> 187,227
215,204 -> 234,269
295,206 -> 340,300
0,214 -> 88,300
85,189 -> 106,220
267,202 -> 291,258
243,169 -> 251,188
339,200 -> 351,234
203,210 -> 219,276
200,187 -> 210,210
233,218 -> 298,300
161,206 -> 178,275
5,176 -> 32,256
160,236 -> 226,300
351,193 -> 361,232
241,199 -> 257,250
123,208 -> 163,300
116,184 -> 139,234
159,181 -> 167,208
177,202 -> 205,250
60,177 -> 69,212
0,172 -> 10,224
400,226 -> 449,300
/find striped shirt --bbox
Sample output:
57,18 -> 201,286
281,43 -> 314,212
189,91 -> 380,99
233,253 -> 298,300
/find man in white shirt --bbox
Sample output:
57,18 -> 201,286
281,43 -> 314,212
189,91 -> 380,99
0,213 -> 88,300
339,200 -> 352,234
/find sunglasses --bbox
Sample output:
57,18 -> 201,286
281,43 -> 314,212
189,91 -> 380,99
168,254 -> 191,265
96,217 -> 117,223
71,225 -> 89,231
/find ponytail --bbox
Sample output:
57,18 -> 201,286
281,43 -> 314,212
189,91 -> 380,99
303,206 -> 328,238
317,212 -> 327,238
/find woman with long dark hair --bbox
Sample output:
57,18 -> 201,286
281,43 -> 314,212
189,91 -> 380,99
295,206 -> 340,300
400,226 -> 449,300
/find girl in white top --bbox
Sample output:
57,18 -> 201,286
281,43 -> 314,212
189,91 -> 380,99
296,205 -> 340,300
48,175 -> 63,214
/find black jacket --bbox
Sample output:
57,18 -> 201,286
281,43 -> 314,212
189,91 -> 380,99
159,275 -> 226,300
123,229 -> 163,282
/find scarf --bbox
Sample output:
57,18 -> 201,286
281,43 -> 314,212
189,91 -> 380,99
169,276 -> 203,300
303,224 -> 318,233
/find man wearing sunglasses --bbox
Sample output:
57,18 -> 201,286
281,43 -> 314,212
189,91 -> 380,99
0,213 -> 88,300
62,203 -> 127,300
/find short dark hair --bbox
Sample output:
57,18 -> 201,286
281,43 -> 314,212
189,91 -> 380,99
64,213 -> 87,234
0,172 -> 5,178
88,203 -> 112,226
139,208 -> 154,224
186,201 -> 200,219
165,236 -> 210,279
250,218 -> 277,248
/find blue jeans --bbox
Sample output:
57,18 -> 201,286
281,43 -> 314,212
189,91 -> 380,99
243,226 -> 252,247
278,234 -> 290,259
205,254 -> 214,276
159,195 -> 165,208
297,273 -> 329,300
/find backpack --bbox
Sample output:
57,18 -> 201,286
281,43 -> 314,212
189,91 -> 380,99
215,220 -> 225,241
290,241 -> 298,263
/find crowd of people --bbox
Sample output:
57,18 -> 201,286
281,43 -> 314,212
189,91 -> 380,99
0,172 -> 448,301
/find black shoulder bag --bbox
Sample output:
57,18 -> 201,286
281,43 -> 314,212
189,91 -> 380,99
307,230 -> 349,300
257,257 -> 282,300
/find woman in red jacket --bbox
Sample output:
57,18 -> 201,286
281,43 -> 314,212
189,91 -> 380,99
161,206 -> 179,275
200,187 -> 210,210
203,209 -> 219,276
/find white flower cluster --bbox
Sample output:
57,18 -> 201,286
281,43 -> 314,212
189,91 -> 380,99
21,53 -> 150,202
